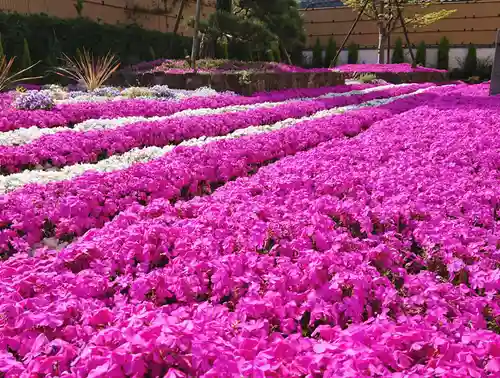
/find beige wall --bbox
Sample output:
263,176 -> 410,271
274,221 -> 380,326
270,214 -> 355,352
0,0 -> 216,36
302,1 -> 500,47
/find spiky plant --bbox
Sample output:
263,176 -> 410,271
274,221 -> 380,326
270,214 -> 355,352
55,49 -> 120,91
0,56 -> 40,92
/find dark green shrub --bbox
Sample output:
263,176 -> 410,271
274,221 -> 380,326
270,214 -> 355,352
347,43 -> 358,64
437,36 -> 450,70
312,37 -> 323,68
416,41 -> 426,66
324,37 -> 337,67
0,12 -> 190,78
391,37 -> 404,64
463,44 -> 477,78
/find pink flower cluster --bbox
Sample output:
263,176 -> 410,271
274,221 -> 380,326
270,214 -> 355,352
0,84 -> 364,133
0,84 -> 424,174
0,83 -> 498,376
336,63 -> 447,73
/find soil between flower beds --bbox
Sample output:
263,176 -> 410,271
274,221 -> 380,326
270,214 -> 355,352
110,71 -> 346,95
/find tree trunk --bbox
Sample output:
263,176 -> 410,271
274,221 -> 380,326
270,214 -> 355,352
377,31 -> 387,64
173,0 -> 187,35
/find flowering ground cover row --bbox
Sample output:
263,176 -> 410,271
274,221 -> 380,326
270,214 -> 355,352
334,63 -> 447,73
0,84 -> 497,376
0,84 -> 449,258
0,84 -> 424,174
0,84 -> 371,132
0,86 -> 425,194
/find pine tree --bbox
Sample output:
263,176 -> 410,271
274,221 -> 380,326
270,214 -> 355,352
312,38 -> 323,68
391,37 -> 404,63
324,37 -> 337,67
463,44 -> 477,78
415,41 -> 426,66
437,36 -> 450,70
347,43 -> 358,64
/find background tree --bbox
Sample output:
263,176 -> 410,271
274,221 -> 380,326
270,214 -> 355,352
198,0 -> 305,63
324,37 -> 337,67
463,44 -> 477,78
391,37 -> 404,63
342,0 -> 455,64
312,38 -> 323,67
415,40 -> 426,66
347,42 -> 359,64
437,36 -> 450,70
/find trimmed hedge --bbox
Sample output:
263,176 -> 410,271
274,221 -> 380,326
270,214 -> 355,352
0,12 -> 191,77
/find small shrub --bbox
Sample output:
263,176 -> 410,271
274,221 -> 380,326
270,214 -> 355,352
13,90 -> 54,110
56,49 -> 120,91
437,36 -> 450,70
121,87 -> 153,98
324,37 -> 337,68
416,41 -> 426,66
312,38 -> 323,68
347,43 -> 359,64
463,44 -> 477,78
392,37 -> 404,64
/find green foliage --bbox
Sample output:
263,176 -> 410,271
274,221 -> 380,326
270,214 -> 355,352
463,44 -> 477,78
324,37 -> 337,68
21,38 -> 32,71
391,37 -> 404,64
266,48 -> 275,62
74,0 -> 84,17
353,73 -> 377,83
200,0 -> 305,63
272,42 -> 281,62
437,36 -> 450,70
216,0 -> 232,12
347,43 -> 359,64
312,38 -> 323,68
0,33 -> 4,58
0,12 -> 190,79
149,46 -> 156,60
416,41 -> 426,66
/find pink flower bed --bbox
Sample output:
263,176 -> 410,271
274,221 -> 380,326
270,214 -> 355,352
0,83 -> 498,376
0,83 -> 432,256
0,84 -> 421,174
336,63 -> 447,73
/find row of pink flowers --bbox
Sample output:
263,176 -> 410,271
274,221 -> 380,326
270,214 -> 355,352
335,63 -> 447,73
0,84 -> 424,174
0,83 -> 438,258
0,83 -> 497,376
